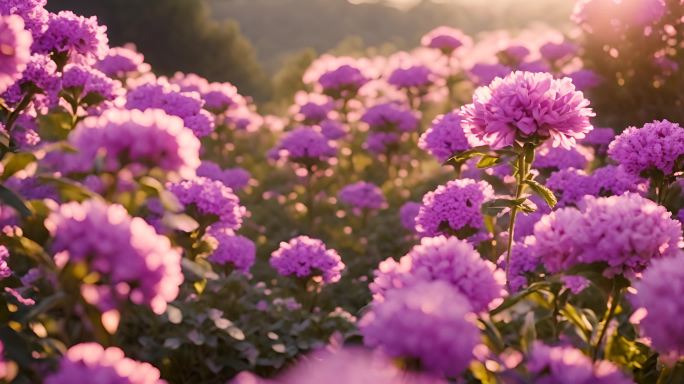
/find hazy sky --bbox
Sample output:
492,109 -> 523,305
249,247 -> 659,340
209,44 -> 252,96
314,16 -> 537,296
348,0 -> 559,10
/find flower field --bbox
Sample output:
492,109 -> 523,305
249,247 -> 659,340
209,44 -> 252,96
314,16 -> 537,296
1,0 -> 684,383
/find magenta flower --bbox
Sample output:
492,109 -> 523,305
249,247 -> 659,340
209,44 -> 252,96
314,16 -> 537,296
96,45 -> 149,78
0,15 -> 31,94
298,100 -> 333,124
33,11 -> 108,65
2,54 -> 60,106
207,230 -> 256,274
566,69 -> 602,91
498,236 -> 540,292
45,199 -> 183,314
468,63 -> 511,86
581,126 -> 615,155
371,236 -> 504,312
460,71 -> 594,149
271,127 -> 336,165
591,165 -> 647,196
608,120 -> 684,177
421,26 -> 471,54
534,144 -> 592,171
0,0 -> 48,40
270,236 -> 344,284
361,102 -> 419,133
318,64 -> 369,99
387,65 -> 432,90
399,201 -> 421,232
167,177 -> 245,231
0,246 -> 10,279
61,64 -> 119,104
539,41 -> 578,63
419,112 -> 470,163
360,281 -> 479,376
338,182 -> 386,211
196,161 -> 251,192
363,132 -> 399,155
547,168 -> 597,208
415,178 -> 494,237
45,343 -> 165,384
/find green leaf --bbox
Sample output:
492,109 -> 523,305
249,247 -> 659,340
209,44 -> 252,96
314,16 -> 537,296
37,108 -> 73,142
139,176 -> 183,212
525,179 -> 557,208
0,185 -> 31,217
476,155 -> 503,169
37,176 -> 94,202
520,311 -> 537,353
491,282 -> 550,316
481,198 -> 527,215
444,146 -> 490,166
1,153 -> 36,181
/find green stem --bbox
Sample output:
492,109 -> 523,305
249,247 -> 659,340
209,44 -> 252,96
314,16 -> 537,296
593,281 -> 622,361
505,153 -> 528,283
5,90 -> 36,143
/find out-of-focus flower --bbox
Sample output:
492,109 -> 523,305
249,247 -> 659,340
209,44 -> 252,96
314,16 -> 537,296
565,69 -> 602,91
609,120 -> 684,177
0,246 -> 10,279
387,65 -> 432,90
399,201 -> 421,232
270,127 -> 336,165
547,168 -> 597,207
361,102 -> 418,132
318,64 -> 369,99
168,177 -> 245,231
197,161 -> 251,192
0,0 -> 48,40
270,236 -> 344,284
421,26 -> 471,54
338,182 -> 386,211
96,45 -> 150,79
61,64 -> 119,105
0,15 -> 32,94
207,230 -> 256,274
534,145 -> 593,171
419,112 -> 470,163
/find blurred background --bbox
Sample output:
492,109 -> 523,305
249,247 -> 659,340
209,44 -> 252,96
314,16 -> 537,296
46,0 -> 575,103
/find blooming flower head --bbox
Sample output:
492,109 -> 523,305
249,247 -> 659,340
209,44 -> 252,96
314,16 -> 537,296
0,0 -> 48,40
371,236 -> 504,312
581,127 -> 615,155
419,112 -> 470,163
415,178 -> 494,238
469,63 -> 512,86
2,54 -> 60,106
566,69 -> 602,91
534,144 -> 593,171
318,119 -> 346,140
460,71 -> 594,149
633,252 -> 684,361
33,11 -> 108,65
61,64 -> 119,105
361,102 -> 419,133
318,64 -> 369,99
547,168 -> 598,207
196,161 -> 251,192
399,201 -> 421,232
96,45 -> 149,79
167,177 -> 245,231
45,199 -> 183,314
201,82 -> 240,114
0,15 -> 31,94
421,26 -> 471,54
56,108 -> 200,180
539,41 -> 578,63
270,236 -> 344,284
45,343 -> 165,384
363,132 -> 399,155
591,165 -> 647,196
527,342 -> 631,384
338,182 -> 386,211
499,236 -> 540,291
360,280 -> 479,376
608,120 -> 684,177
207,230 -> 256,274
387,65 -> 432,90
271,127 -> 336,165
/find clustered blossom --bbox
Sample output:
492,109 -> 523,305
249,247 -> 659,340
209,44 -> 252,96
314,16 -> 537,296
270,236 -> 344,284
364,132 -> 400,155
338,182 -> 386,211
581,127 -> 615,155
0,0 -> 48,40
591,165 -> 647,196
271,127 -> 336,164
608,120 -> 684,177
318,64 -> 369,99
360,281 -> 479,376
126,81 -> 215,137
96,45 -> 149,78
197,161 -> 251,191
534,145 -> 592,170
460,71 -> 594,149
361,102 -> 419,132
561,275 -> 590,294
633,252 -> 684,361
33,11 -> 109,65
469,63 -> 512,86
45,343 -> 165,384
539,41 -> 578,63
200,82 -> 239,114
0,246 -> 10,279
371,236 -> 504,312
0,15 -> 32,94
421,26 -> 471,53
55,109 -> 200,180
2,54 -> 60,106
419,112 -> 470,163
566,69 -> 602,91
533,193 -> 682,276
298,100 -> 333,124
318,119 -> 346,140
547,168 -> 596,207
207,231 -> 256,274
61,64 -> 119,103
499,236 -> 540,292
399,201 -> 421,232
387,65 -> 432,89
167,177 -> 245,231
415,178 -> 494,237
527,342 -> 631,384
45,199 -> 183,314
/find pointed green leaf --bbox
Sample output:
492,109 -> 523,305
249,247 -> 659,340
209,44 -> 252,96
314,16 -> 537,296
525,179 -> 557,208
476,155 -> 503,169
1,153 -> 36,180
0,184 -> 31,217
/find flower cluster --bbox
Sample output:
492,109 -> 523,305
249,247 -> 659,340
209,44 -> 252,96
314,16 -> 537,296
318,64 -> 369,99
32,11 -> 109,64
197,161 -> 251,191
95,45 -> 149,79
270,236 -> 344,284
207,230 -> 256,274
167,177 -> 245,230
421,26 -> 471,54
419,112 -> 470,163
270,127 -> 336,165
361,102 -> 418,132
0,15 -> 32,94
337,182 -> 386,211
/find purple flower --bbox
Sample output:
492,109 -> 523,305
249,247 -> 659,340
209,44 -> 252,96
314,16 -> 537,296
581,127 -> 615,155
419,112 -> 469,163
547,168 -> 597,207
534,145 -> 592,171
608,120 -> 684,177
527,342 -> 631,384
371,236 -> 504,312
196,161 -> 251,192
360,281 -> 479,376
539,41 -> 578,63
201,82 -> 239,114
0,0 -> 48,40
591,165 -> 647,196
415,178 -> 494,238
318,119 -> 346,140
460,71 -> 594,149
207,231 -> 256,274
338,182 -> 386,211
45,199 -> 183,314
566,69 -> 602,91
387,65 -> 432,89
533,207 -> 587,273
421,26 -> 471,54
399,201 -> 421,232
361,102 -> 418,133
633,252 -> 684,361
271,127 -> 336,164
270,236 -> 344,284
561,275 -> 590,294
499,236 -> 540,292
298,100 -> 333,125
0,246 -> 10,279
61,64 -> 119,104
2,54 -> 60,106
499,45 -> 531,65
167,177 -> 245,231
318,64 -> 368,99
95,45 -> 149,78
468,63 -> 511,86
0,15 -> 32,94
45,343 -> 165,384
33,11 -> 108,65
55,109 -> 200,180
363,132 -> 399,155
